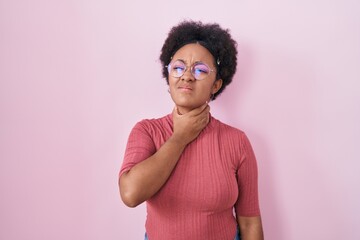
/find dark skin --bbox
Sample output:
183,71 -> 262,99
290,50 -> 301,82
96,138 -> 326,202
119,43 -> 264,240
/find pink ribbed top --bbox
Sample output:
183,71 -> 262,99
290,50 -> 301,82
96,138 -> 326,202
120,114 -> 260,240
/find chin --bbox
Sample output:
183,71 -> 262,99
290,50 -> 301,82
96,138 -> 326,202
172,95 -> 207,109
176,101 -> 203,110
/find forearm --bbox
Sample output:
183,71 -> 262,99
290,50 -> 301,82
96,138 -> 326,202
238,216 -> 264,240
119,136 -> 187,207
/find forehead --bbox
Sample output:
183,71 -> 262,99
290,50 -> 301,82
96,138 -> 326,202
172,43 -> 214,63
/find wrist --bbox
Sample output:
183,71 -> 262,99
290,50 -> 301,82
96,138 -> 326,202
168,135 -> 188,149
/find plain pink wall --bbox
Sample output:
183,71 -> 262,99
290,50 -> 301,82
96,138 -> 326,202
1,0 -> 359,239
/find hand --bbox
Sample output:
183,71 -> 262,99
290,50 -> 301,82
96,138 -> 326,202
171,104 -> 210,146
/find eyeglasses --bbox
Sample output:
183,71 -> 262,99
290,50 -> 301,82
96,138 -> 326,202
166,60 -> 215,80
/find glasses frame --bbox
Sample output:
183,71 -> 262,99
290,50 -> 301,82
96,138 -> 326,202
166,59 -> 216,81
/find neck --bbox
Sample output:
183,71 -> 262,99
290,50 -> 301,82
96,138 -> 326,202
176,102 -> 211,115
176,106 -> 192,115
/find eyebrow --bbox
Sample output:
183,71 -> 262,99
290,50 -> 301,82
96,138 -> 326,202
174,59 -> 206,65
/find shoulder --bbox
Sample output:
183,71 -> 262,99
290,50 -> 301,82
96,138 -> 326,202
132,114 -> 172,136
135,114 -> 171,128
210,116 -> 253,148
211,116 -> 256,164
211,116 -> 245,138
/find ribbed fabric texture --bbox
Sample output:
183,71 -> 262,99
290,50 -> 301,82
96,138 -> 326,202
120,114 -> 260,240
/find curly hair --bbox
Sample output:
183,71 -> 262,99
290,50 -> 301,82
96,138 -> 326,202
160,20 -> 238,100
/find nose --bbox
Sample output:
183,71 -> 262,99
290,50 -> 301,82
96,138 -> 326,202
181,67 -> 195,82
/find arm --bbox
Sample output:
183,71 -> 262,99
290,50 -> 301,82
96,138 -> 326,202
119,135 -> 186,207
119,104 -> 210,207
237,216 -> 264,240
235,133 -> 263,239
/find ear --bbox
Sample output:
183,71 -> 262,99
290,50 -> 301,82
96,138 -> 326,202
212,79 -> 223,94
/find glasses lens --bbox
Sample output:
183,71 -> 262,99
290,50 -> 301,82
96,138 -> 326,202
192,63 -> 210,80
168,60 -> 185,77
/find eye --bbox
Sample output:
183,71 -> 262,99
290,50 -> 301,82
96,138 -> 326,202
171,61 -> 186,74
172,65 -> 185,71
193,64 -> 209,74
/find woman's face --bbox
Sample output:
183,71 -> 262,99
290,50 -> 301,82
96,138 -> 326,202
168,43 -> 222,114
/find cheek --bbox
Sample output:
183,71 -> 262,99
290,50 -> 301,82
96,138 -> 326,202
168,78 -> 178,89
202,82 -> 215,93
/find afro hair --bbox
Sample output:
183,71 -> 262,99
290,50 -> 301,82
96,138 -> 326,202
160,20 -> 238,100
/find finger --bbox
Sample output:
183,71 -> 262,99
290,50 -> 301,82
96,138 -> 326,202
198,105 -> 210,117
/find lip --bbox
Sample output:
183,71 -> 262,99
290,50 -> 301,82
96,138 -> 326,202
178,85 -> 193,91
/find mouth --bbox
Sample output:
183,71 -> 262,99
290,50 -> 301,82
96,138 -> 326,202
178,86 -> 193,92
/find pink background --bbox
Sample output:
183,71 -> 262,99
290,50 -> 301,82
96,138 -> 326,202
1,0 -> 359,239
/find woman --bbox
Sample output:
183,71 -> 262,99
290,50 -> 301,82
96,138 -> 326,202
119,20 -> 264,240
